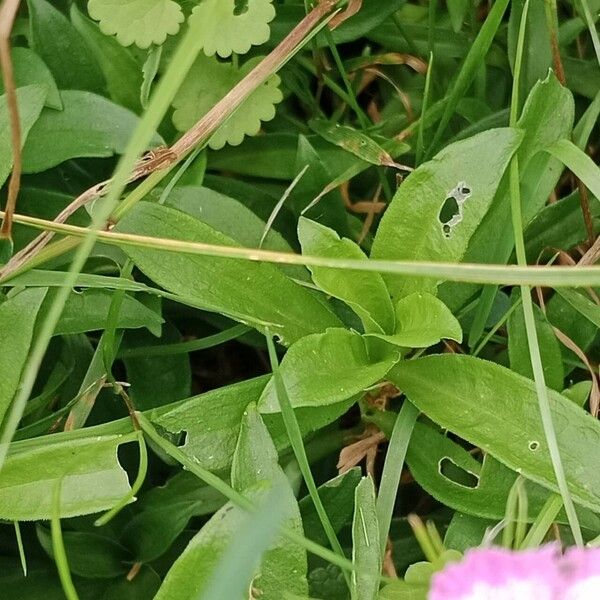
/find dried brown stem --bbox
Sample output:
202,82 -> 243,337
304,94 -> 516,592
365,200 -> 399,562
0,0 -> 23,240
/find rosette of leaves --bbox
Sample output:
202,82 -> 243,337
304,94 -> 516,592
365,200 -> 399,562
171,54 -> 283,149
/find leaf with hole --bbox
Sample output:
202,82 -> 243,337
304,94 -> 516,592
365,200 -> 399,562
172,54 -> 282,149
406,422 -> 600,530
87,0 -> 184,48
189,0 -> 275,58
0,433 -> 136,520
390,355 -> 600,511
371,128 -> 522,300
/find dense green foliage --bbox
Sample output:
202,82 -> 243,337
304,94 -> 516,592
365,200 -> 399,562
0,0 -> 599,598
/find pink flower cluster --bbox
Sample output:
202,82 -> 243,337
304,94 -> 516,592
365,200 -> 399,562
430,545 -> 600,599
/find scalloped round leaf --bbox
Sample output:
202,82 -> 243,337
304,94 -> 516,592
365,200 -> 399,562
172,55 -> 282,150
87,0 -> 184,49
189,0 -> 275,58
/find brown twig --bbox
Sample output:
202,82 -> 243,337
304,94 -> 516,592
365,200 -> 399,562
0,0 -> 347,278
0,0 -> 23,241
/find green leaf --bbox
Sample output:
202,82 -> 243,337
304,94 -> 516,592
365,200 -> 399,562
70,5 -> 143,113
406,422 -> 600,531
154,485 -> 268,600
370,293 -> 462,349
231,405 -> 308,598
351,476 -> 380,600
116,202 -> 341,346
150,376 -> 266,471
298,217 -> 394,334
123,323 -> 192,410
299,469 -> 362,547
371,128 -> 522,299
0,433 -> 136,520
37,525 -> 129,578
121,472 -> 225,562
50,289 -> 163,336
0,48 -> 61,109
440,73 -> 574,313
389,355 -> 600,511
0,85 -> 46,188
87,0 -> 184,49
172,54 -> 282,149
546,138 -> 600,203
258,328 -> 399,413
0,288 -> 47,425
27,0 -> 104,92
22,91 -> 162,173
507,291 -> 564,391
309,120 -> 400,168
189,0 -> 275,58
555,288 -> 600,330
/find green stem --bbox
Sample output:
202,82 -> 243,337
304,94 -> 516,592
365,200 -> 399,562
509,0 -> 583,547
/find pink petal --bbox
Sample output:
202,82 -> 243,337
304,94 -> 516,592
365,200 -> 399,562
429,546 -> 560,600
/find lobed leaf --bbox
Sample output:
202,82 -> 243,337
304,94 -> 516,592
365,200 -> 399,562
87,0 -> 184,48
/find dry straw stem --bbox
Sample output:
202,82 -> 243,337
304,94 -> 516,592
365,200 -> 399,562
0,0 -> 23,240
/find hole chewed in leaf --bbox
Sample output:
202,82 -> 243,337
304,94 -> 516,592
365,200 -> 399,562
233,0 -> 249,15
438,181 -> 472,239
439,457 -> 480,488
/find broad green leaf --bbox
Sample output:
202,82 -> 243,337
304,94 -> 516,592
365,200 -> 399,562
351,476 -> 380,600
406,422 -> 600,530
189,0 -> 275,58
123,323 -> 191,410
508,293 -> 564,391
22,91 -> 163,173
150,376 -> 267,472
231,405 -> 308,599
390,355 -> 600,511
0,288 -> 47,425
371,128 -> 522,299
447,0 -> 468,31
121,473 -> 225,562
154,485 -> 268,600
0,48 -> 60,109
27,0 -> 104,92
0,433 -> 136,520
201,484 -> 292,600
172,54 -> 282,149
258,328 -> 399,413
555,288 -> 600,330
298,217 -> 395,334
36,525 -> 129,578
50,289 -> 163,336
440,73 -> 574,312
299,469 -> 362,547
71,5 -> 143,112
87,0 -> 184,48
0,85 -> 46,188
116,202 -> 341,346
370,293 -> 462,349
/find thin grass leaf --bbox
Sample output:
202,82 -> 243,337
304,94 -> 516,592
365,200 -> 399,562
508,0 -> 583,546
265,334 -> 351,590
375,401 -> 419,557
